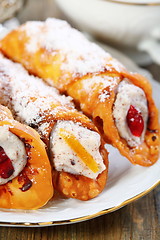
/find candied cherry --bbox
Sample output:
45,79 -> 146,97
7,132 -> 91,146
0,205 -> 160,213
0,146 -> 14,179
126,105 -> 144,137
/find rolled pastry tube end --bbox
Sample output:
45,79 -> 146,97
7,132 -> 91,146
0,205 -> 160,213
50,121 -> 108,200
0,19 -> 158,166
0,105 -> 53,209
40,116 -> 108,201
72,71 -> 159,166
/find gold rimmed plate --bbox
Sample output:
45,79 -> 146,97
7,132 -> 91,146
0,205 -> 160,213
0,44 -> 159,227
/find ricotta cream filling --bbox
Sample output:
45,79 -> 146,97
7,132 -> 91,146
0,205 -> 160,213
0,125 -> 27,185
113,79 -> 148,147
50,121 -> 106,179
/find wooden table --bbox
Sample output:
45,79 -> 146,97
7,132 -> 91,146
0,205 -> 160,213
0,0 -> 159,239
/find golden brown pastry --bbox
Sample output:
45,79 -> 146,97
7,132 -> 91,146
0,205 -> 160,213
0,104 -> 53,209
0,54 -> 108,200
0,18 -> 159,166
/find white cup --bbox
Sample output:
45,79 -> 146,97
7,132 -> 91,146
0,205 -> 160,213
55,0 -> 160,65
0,0 -> 24,23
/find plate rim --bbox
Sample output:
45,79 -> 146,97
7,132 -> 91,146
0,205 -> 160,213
0,180 -> 159,227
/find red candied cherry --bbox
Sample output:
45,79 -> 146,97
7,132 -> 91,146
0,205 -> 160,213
126,105 -> 144,137
0,146 -> 14,179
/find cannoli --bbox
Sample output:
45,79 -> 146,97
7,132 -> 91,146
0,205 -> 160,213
1,18 -> 158,166
0,104 -> 53,209
0,54 -> 108,200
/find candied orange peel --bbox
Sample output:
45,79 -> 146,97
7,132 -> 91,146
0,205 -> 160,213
59,128 -> 99,173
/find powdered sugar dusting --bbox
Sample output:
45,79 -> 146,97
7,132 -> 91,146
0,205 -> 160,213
26,38 -> 40,53
82,74 -> 119,103
0,54 -> 75,136
21,21 -> 43,53
83,75 -> 119,92
106,58 -> 125,73
38,122 -> 50,136
20,18 -> 114,76
99,90 -> 110,102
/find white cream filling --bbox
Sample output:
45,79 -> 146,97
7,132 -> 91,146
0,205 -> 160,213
50,121 -> 106,179
113,79 -> 148,147
0,125 -> 27,185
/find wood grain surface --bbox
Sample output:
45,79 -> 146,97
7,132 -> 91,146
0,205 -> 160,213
0,186 -> 159,240
0,0 -> 159,239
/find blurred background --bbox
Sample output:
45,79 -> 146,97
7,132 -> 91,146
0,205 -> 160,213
1,0 -> 160,68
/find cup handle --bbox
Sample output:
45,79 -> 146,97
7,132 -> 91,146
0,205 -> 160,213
138,27 -> 160,65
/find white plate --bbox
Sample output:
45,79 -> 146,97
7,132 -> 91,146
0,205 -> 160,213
0,44 -> 159,227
